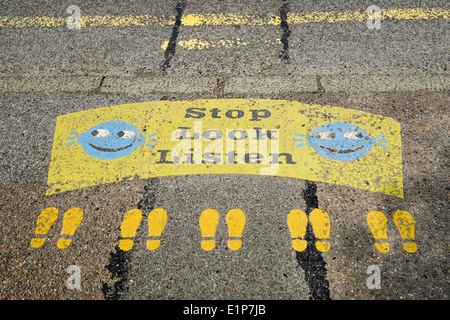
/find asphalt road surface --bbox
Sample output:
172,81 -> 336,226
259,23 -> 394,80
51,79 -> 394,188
0,0 -> 448,309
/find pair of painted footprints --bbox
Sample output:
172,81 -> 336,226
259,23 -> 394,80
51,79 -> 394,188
367,210 -> 417,253
119,208 -> 168,251
287,209 -> 331,252
30,207 -> 83,249
199,208 -> 246,251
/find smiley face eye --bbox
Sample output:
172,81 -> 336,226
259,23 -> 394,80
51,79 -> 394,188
344,131 -> 364,139
91,129 -> 110,137
117,130 -> 137,139
315,131 -> 335,140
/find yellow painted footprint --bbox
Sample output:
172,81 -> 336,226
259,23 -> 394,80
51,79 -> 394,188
394,210 -> 417,253
367,211 -> 390,253
147,208 -> 168,250
199,209 -> 220,251
119,209 -> 143,251
57,207 -> 84,249
309,209 -> 331,253
30,207 -> 59,248
287,209 -> 308,252
226,209 -> 246,251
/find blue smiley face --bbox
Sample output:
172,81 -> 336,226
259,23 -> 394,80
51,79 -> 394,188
66,120 -> 157,160
295,122 -> 380,161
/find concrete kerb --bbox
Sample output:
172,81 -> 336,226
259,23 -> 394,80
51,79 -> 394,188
99,76 -> 217,94
0,74 -> 448,94
0,76 -> 103,93
319,74 -> 450,92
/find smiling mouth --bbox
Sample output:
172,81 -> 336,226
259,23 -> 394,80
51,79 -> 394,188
89,143 -> 132,152
319,145 -> 364,154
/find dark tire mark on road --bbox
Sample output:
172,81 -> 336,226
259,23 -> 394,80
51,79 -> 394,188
296,181 -> 331,300
101,246 -> 132,300
102,178 -> 160,300
279,0 -> 291,62
161,0 -> 187,75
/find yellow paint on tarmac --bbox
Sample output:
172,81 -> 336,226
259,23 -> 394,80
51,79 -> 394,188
287,209 -> 308,252
119,208 -> 143,251
309,209 -> 331,253
287,8 -> 449,24
287,209 -> 331,252
226,209 -> 246,251
30,207 -> 59,248
29,206 -> 418,252
367,211 -> 390,253
393,210 -> 417,253
199,209 -> 220,251
0,8 -> 447,28
0,15 -> 172,28
160,38 -> 283,51
181,8 -> 449,26
147,208 -> 168,251
367,210 -> 417,253
47,99 -> 403,198
56,207 -> 83,249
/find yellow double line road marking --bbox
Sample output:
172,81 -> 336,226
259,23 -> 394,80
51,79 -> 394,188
0,8 -> 448,28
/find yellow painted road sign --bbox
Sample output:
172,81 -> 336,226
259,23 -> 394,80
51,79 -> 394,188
47,99 -> 403,197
